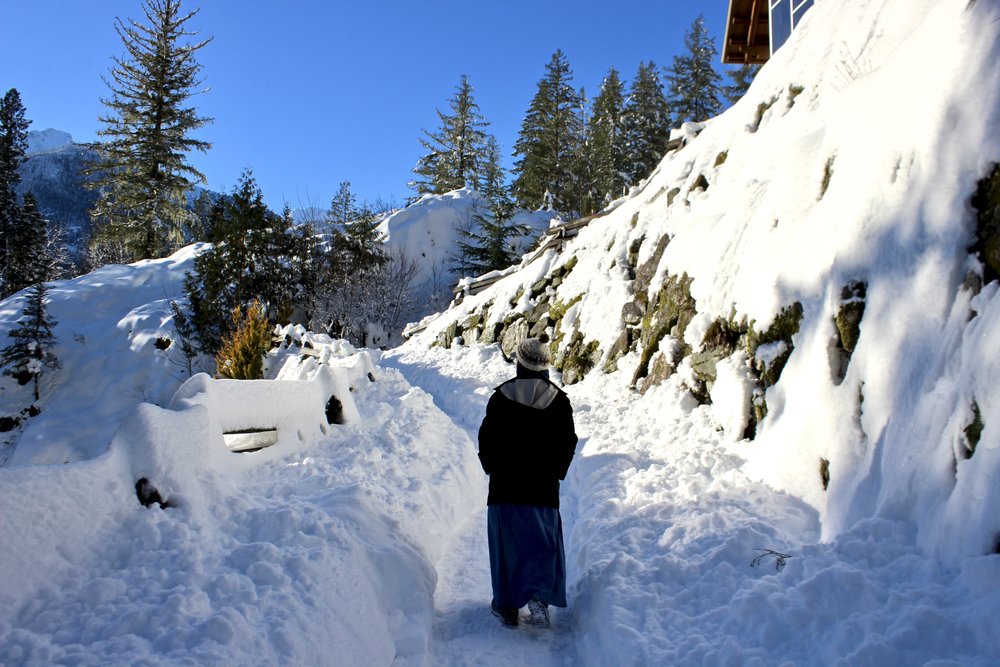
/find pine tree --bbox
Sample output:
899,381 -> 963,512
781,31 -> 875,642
512,50 -> 585,214
87,0 -> 212,263
6,194 -> 51,296
452,198 -> 523,277
622,61 -> 672,185
328,181 -> 356,229
411,75 -> 490,196
0,88 -> 31,295
1,282 -> 60,402
723,64 -> 761,106
666,15 -> 723,125
183,170 -> 314,354
477,135 -> 509,206
587,68 -> 629,209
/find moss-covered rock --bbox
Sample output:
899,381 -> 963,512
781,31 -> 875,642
633,235 -> 671,310
832,281 -> 867,384
603,329 -> 632,374
689,173 -> 710,193
558,331 -> 601,386
631,273 -> 697,388
714,150 -> 728,167
500,317 -> 529,360
479,321 -> 504,345
666,187 -> 682,207
970,162 -> 1000,283
748,302 -> 804,389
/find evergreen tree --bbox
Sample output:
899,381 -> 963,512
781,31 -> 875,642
411,75 -> 490,196
622,61 -> 672,185
477,135 -> 509,206
512,49 -> 585,214
328,181 -> 357,229
587,68 -> 629,209
183,170 -> 314,354
723,64 -> 761,106
666,15 -> 723,125
1,281 -> 60,402
0,88 -> 31,295
87,0 -> 212,263
452,198 -> 523,277
6,194 -> 51,296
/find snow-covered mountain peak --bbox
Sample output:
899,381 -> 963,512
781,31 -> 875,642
26,128 -> 74,155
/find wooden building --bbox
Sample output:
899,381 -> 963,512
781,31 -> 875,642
723,0 -> 815,65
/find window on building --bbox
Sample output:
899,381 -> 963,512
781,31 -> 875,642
770,0 -> 814,55
793,0 -> 814,24
769,0 -> 793,54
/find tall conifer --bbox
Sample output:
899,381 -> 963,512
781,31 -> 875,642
87,0 -> 212,262
0,89 -> 31,294
622,62 -> 671,185
587,68 -> 629,209
512,50 -> 585,213
5,194 -> 51,296
666,15 -> 723,125
411,75 -> 490,196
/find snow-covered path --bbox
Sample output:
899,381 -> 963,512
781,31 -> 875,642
388,342 -> 1000,666
383,346 -> 579,666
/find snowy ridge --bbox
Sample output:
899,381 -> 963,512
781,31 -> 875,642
407,0 -> 1000,563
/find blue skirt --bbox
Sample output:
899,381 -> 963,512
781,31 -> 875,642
488,503 -> 567,609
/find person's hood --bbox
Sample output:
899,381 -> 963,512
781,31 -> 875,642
500,378 -> 560,410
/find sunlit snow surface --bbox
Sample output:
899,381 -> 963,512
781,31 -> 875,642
2,0 -> 1000,664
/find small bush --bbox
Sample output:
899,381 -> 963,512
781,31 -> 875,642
215,300 -> 272,380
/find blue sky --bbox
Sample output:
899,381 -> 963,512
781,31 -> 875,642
1,1 -> 733,212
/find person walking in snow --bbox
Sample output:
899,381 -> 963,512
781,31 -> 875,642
478,333 -> 578,628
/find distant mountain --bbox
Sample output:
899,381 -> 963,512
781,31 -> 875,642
16,131 -> 99,266
15,129 -> 225,269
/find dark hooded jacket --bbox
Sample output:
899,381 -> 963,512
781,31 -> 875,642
478,370 -> 578,508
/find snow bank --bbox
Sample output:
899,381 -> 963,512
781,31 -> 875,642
406,0 -> 1000,564
0,331 -> 484,665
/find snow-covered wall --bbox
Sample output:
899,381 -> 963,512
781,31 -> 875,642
408,0 -> 1000,562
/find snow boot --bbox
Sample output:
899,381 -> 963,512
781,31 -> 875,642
491,601 -> 519,628
526,598 -> 550,628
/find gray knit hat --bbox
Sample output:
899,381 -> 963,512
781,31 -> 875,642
515,333 -> 551,371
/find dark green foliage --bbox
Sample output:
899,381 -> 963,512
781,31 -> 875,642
512,50 -> 586,213
411,75 -> 491,196
1,282 -> 61,401
585,68 -> 629,212
452,198 -> 525,277
622,62 -> 671,186
86,0 -> 212,262
970,162 -> 1000,283
723,64 -> 761,106
0,88 -> 31,295
314,182 -> 418,347
5,194 -> 53,297
183,171 -> 315,355
169,299 -> 203,376
666,16 -> 723,125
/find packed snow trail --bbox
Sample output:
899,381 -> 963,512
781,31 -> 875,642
385,342 -> 821,665
383,345 -> 579,666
